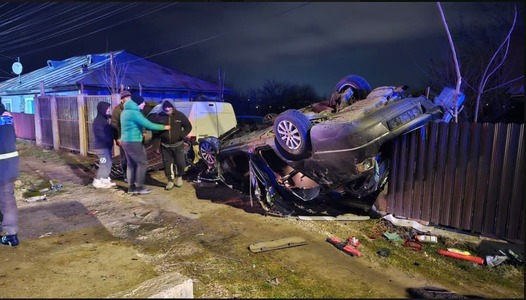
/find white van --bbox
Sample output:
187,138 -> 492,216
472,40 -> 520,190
173,101 -> 237,142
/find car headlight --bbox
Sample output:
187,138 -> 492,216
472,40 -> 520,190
356,157 -> 376,173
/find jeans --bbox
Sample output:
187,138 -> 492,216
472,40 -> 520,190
0,178 -> 18,235
95,147 -> 113,179
161,143 -> 186,180
121,142 -> 148,189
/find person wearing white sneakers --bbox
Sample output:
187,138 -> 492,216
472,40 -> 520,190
92,101 -> 117,189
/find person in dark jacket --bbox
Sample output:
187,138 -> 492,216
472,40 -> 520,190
0,99 -> 20,247
121,94 -> 170,195
147,99 -> 192,190
111,90 -> 132,182
92,101 -> 117,189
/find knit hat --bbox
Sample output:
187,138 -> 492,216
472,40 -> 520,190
131,94 -> 145,105
120,90 -> 132,99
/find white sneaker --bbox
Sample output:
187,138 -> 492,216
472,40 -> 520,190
92,178 -> 112,189
101,177 -> 117,187
175,176 -> 183,187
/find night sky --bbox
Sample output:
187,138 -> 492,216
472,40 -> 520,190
0,2 -> 523,97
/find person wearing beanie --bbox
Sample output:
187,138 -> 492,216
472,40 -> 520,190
0,97 -> 20,247
111,90 -> 133,182
147,99 -> 192,190
92,101 -> 117,189
120,94 -> 170,195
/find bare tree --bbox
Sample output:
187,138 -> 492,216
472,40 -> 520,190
432,3 -> 523,122
102,52 -> 129,95
473,5 -> 521,122
437,2 -> 463,123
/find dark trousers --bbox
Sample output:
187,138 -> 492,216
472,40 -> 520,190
0,178 -> 18,235
121,142 -> 148,189
161,143 -> 186,180
118,144 -> 128,178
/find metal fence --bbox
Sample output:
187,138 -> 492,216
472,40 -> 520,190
56,96 -> 80,151
31,94 -> 118,155
387,122 -> 524,241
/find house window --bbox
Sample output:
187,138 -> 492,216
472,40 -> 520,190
24,97 -> 34,114
2,99 -> 12,112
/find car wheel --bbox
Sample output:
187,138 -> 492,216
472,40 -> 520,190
273,109 -> 311,159
198,137 -> 220,166
334,74 -> 371,100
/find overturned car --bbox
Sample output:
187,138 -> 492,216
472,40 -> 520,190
197,75 -> 462,215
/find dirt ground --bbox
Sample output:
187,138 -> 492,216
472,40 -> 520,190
0,142 -> 523,298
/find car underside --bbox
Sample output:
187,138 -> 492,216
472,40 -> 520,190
196,75 -> 463,216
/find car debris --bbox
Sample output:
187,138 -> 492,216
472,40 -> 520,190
437,249 -> 485,265
377,248 -> 391,257
24,195 -> 47,203
414,235 -> 438,243
326,236 -> 362,257
196,75 -> 464,216
297,213 -> 370,221
248,236 -> 307,253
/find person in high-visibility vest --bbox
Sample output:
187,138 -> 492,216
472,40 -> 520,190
0,98 -> 20,247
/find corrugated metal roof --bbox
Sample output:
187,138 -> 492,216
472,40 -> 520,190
0,50 -> 230,95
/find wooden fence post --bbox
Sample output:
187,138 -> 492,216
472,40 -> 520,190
34,95 -> 42,146
77,94 -> 87,156
50,95 -> 60,150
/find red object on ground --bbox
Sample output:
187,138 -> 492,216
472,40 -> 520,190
437,249 -> 485,265
404,239 -> 422,251
326,236 -> 362,257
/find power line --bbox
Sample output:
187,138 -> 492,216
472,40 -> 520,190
0,2 -> 178,61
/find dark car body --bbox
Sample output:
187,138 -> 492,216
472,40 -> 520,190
197,75 -> 463,214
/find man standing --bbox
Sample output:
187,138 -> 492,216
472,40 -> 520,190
111,90 -> 132,182
92,101 -> 117,189
148,99 -> 192,190
121,94 -> 170,195
0,99 -> 20,247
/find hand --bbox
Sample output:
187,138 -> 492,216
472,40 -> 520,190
164,125 -> 171,130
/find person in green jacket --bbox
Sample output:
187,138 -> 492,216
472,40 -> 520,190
121,94 -> 170,195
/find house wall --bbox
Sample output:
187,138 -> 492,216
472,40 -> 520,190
1,95 -> 36,113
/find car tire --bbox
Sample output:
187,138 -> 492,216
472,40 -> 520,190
334,74 -> 371,100
198,137 -> 220,166
273,109 -> 312,159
